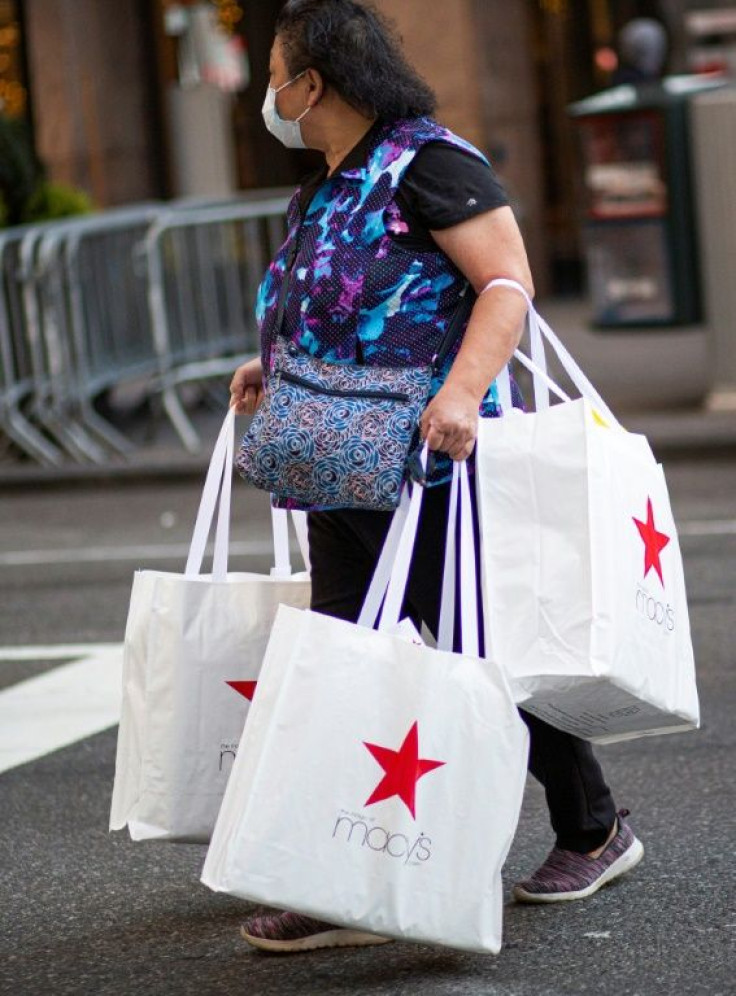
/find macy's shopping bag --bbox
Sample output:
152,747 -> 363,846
201,461 -> 529,954
109,410 -> 311,842
476,279 -> 699,744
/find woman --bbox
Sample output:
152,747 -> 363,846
230,0 -> 642,954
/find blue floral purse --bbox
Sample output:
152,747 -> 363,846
236,289 -> 473,512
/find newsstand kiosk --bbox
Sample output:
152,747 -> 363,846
569,76 -> 726,328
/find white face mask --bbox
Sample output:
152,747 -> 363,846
262,71 -> 311,149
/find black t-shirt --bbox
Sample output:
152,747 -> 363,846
298,124 -> 509,253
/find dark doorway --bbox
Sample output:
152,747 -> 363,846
233,0 -> 321,189
529,0 -> 671,295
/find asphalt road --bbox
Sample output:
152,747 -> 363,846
1,458 -> 735,996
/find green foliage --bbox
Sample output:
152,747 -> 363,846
23,181 -> 94,223
0,114 -> 94,228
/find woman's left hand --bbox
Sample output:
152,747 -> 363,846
419,384 -> 479,461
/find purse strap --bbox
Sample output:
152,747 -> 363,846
266,199 -> 308,364
431,282 -> 475,374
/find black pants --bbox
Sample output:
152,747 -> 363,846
307,482 -> 617,853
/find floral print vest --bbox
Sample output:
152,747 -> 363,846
256,116 -> 518,491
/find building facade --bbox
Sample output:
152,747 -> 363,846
3,0 -> 735,292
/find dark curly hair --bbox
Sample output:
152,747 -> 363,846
275,0 -> 437,121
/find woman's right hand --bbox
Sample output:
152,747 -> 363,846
229,357 -> 264,415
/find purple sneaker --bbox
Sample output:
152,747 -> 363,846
240,911 -> 392,953
513,809 -> 644,903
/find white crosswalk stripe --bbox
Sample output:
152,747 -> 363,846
0,517 -> 732,774
0,643 -> 121,661
0,644 -> 123,775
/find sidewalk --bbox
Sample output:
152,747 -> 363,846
1,298 -> 734,489
540,297 -> 736,453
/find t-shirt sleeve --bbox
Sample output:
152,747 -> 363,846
399,141 -> 509,231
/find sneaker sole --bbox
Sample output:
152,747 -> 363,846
240,925 -> 393,953
512,837 -> 645,904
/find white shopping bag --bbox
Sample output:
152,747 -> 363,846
201,461 -> 529,954
476,279 -> 699,745
109,410 -> 311,842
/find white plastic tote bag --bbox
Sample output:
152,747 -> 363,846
476,279 -> 699,744
109,409 -> 311,842
201,461 -> 529,954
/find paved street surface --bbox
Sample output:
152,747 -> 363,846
1,457 -> 735,996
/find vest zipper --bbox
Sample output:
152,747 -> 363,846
277,368 -> 410,402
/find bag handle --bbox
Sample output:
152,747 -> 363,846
186,410 -> 234,580
270,509 -> 292,578
436,461 -> 479,657
485,278 -> 621,427
512,350 -> 572,404
357,445 -> 425,632
291,511 -> 311,572
186,410 -> 310,581
436,466 -> 459,652
376,464 -> 426,633
484,278 -> 549,412
357,485 -> 412,629
270,508 -> 311,577
359,449 -> 480,657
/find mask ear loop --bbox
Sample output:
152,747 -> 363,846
274,69 -> 308,94
275,70 -> 312,124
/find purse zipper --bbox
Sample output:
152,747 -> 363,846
277,368 -> 411,402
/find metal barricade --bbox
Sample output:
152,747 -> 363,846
0,224 -> 64,465
142,196 -> 290,451
21,206 -> 162,463
59,207 -> 163,458
52,198 -> 254,461
0,194 -> 291,465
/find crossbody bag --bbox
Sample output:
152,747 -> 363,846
235,236 -> 474,511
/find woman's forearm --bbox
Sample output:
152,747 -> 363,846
442,287 -> 529,404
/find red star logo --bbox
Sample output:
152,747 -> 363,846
633,497 -> 670,586
363,721 -> 445,819
226,680 -> 257,701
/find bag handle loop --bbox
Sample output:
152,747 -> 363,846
359,450 -> 480,657
186,410 -> 309,581
269,508 -> 311,577
436,461 -> 479,657
484,278 -> 621,427
186,410 -> 234,580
